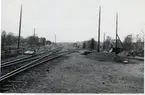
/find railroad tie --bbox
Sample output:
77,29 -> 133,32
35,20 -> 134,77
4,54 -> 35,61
0,88 -> 9,92
3,84 -> 13,87
8,80 -> 23,83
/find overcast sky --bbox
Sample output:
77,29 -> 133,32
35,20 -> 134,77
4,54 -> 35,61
2,0 -> 145,42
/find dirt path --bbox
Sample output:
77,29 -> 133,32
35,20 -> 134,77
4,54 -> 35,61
7,52 -> 144,93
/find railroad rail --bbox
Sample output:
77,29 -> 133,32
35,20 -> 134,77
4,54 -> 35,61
1,46 -> 62,64
0,52 -> 52,82
0,47 -> 75,92
1,47 -> 63,68
0,46 -> 65,82
1,50 -> 48,64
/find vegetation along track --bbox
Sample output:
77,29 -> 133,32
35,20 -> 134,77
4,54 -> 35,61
0,47 -> 74,92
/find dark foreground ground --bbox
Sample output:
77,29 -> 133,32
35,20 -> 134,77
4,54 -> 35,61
5,51 -> 144,93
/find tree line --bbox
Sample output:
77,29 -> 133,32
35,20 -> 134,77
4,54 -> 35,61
82,33 -> 144,56
1,30 -> 51,50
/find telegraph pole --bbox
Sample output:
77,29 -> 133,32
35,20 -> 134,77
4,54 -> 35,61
103,33 -> 105,43
103,32 -> 105,50
33,28 -> 35,37
54,34 -> 56,46
97,6 -> 101,52
17,4 -> 22,49
116,12 -> 118,48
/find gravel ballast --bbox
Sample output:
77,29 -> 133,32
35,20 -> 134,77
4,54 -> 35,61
5,52 -> 144,93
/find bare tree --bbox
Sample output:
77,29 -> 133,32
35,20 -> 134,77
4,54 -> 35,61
89,38 -> 96,50
82,41 -> 86,49
6,32 -> 17,45
134,34 -> 144,56
123,34 -> 133,51
1,30 -> 7,50
27,36 -> 39,46
141,29 -> 144,43
104,36 -> 112,51
40,37 -> 46,46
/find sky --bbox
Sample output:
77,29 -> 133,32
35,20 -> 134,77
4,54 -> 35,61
1,0 -> 145,42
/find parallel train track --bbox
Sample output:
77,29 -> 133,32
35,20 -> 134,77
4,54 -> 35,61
0,47 -> 74,92
1,47 -> 62,68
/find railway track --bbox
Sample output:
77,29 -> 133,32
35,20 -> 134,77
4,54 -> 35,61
1,46 -> 51,63
1,47 -> 63,68
0,47 -> 74,92
1,47 -> 62,76
1,47 -> 61,76
1,50 -> 47,64
0,52 -> 52,82
1,55 -> 29,63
